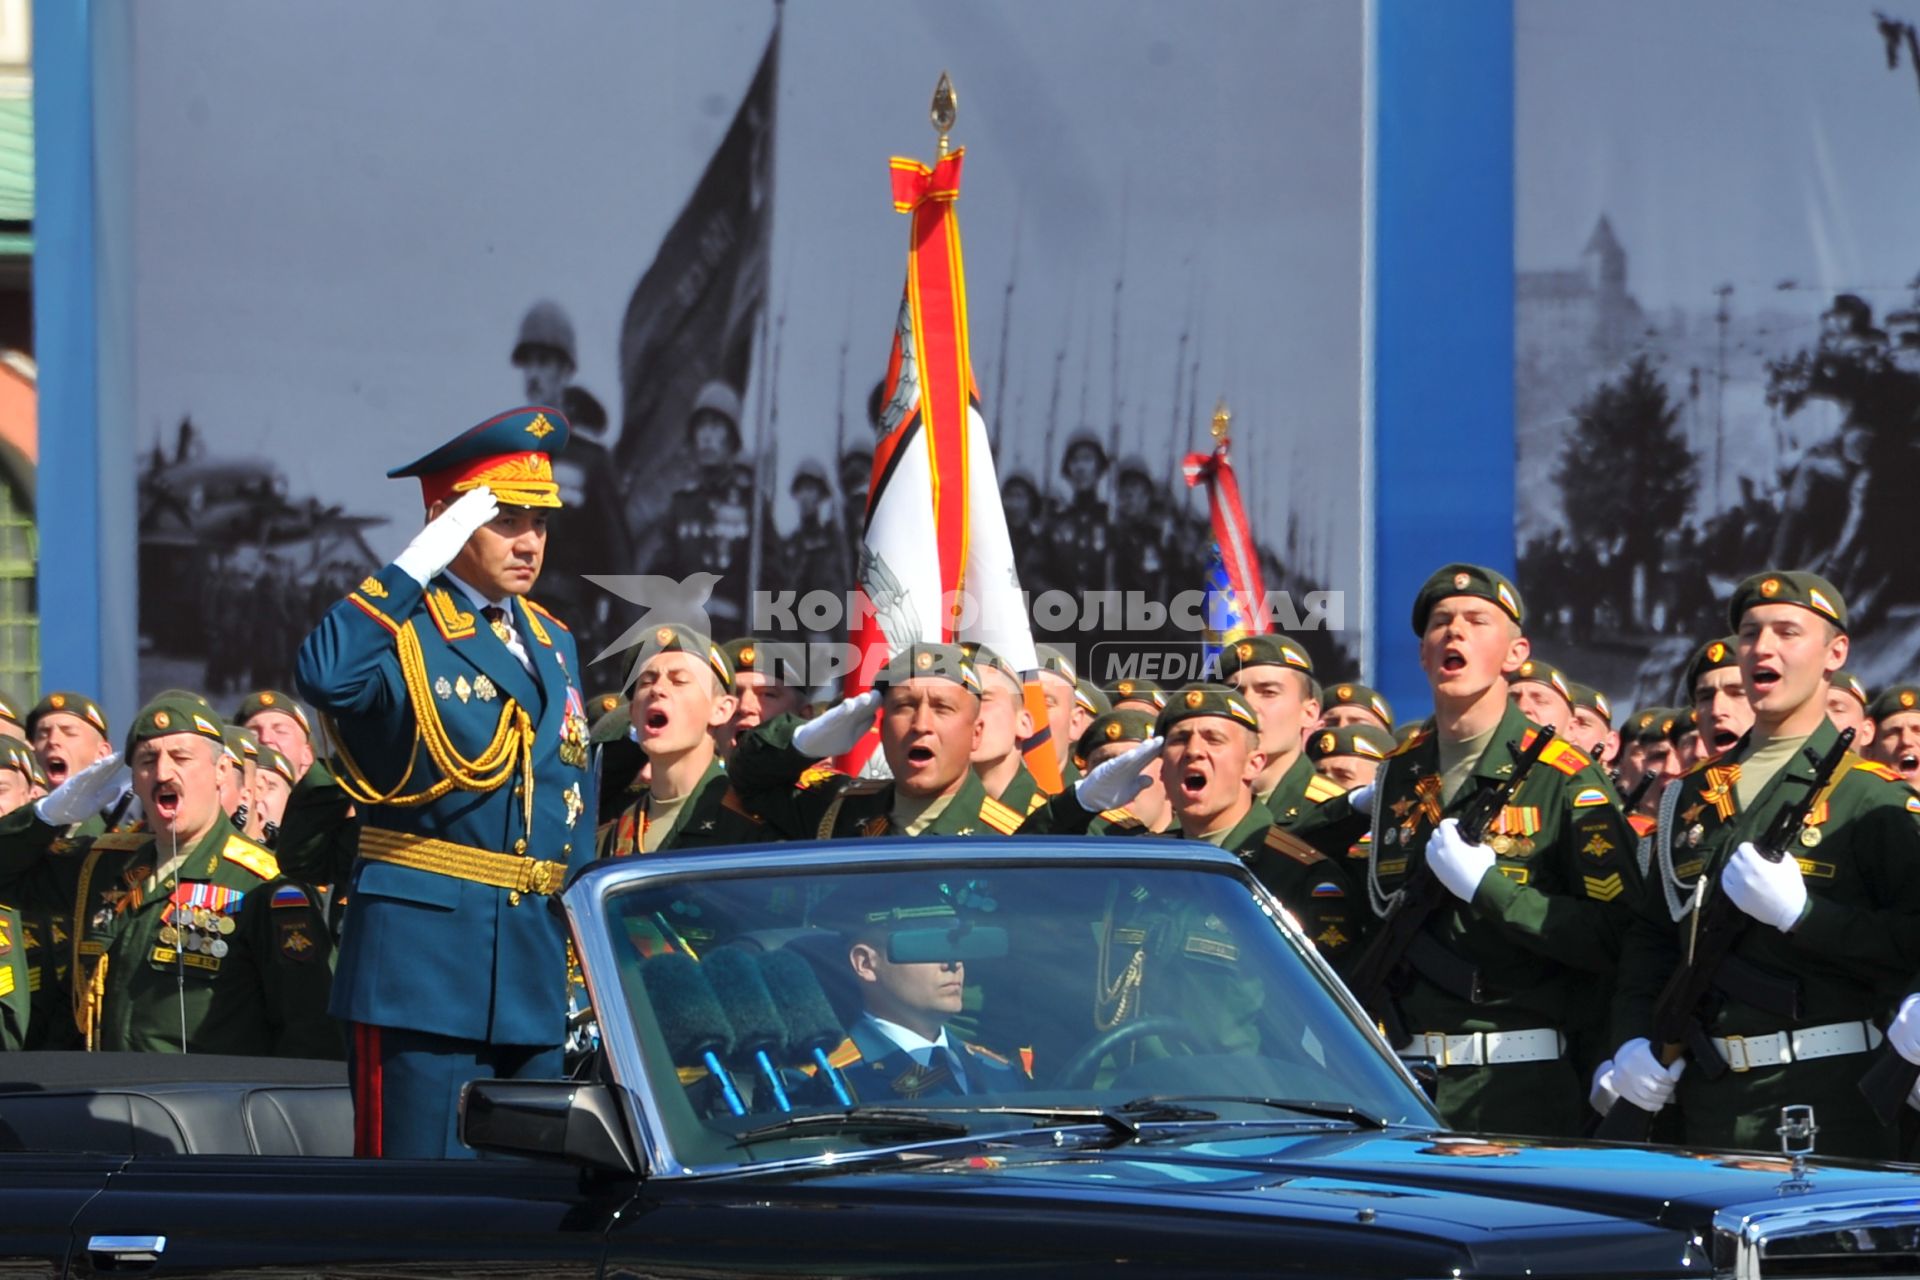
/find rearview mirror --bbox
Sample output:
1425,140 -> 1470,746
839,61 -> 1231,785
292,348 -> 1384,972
459,1079 -> 639,1173
888,924 -> 1008,964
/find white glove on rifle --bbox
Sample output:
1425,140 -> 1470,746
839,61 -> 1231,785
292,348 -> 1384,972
1425,818 -> 1496,903
790,689 -> 883,759
1614,1036 -> 1685,1112
35,752 -> 127,827
1073,737 -> 1163,814
1721,841 -> 1808,933
393,486 -> 501,586
1345,782 -> 1376,818
1588,1060 -> 1619,1117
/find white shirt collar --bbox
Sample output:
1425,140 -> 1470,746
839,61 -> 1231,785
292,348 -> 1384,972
861,1013 -> 952,1057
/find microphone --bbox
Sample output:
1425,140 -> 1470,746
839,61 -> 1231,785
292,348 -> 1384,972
702,948 -> 794,1113
756,948 -> 853,1106
638,953 -> 746,1116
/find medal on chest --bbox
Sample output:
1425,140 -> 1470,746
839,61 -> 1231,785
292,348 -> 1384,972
559,686 -> 590,769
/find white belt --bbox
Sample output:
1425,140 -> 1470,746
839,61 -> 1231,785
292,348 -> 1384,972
1711,1020 -> 1883,1073
1399,1028 -> 1564,1068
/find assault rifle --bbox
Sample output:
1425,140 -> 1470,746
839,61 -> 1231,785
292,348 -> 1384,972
1348,727 -> 1556,1048
1596,728 -> 1853,1141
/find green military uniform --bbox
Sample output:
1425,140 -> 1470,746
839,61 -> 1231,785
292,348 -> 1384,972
595,758 -> 767,854
0,902 -> 29,1049
993,763 -> 1051,821
1259,753 -> 1349,827
1615,573 -> 1920,1160
1071,708 -> 1171,836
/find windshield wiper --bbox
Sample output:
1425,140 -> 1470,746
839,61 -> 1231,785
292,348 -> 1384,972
729,1107 -> 971,1147
1119,1094 -> 1389,1129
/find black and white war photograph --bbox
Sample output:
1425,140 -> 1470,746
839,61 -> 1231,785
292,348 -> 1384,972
128,0 -> 1367,700
1515,0 -> 1920,707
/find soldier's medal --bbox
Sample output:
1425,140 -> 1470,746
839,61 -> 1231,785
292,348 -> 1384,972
158,924 -> 179,945
182,931 -> 200,953
209,938 -> 229,959
434,676 -> 453,700
1489,835 -> 1513,856
1514,837 -> 1535,858
473,675 -> 498,702
1686,823 -> 1704,848
217,915 -> 236,936
194,907 -> 213,929
455,675 -> 473,704
1382,827 -> 1397,847
563,782 -> 584,830
1799,824 -> 1822,849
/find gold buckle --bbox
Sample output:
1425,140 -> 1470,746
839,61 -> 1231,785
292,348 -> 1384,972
515,858 -> 565,897
1423,1032 -> 1451,1067
1724,1034 -> 1750,1073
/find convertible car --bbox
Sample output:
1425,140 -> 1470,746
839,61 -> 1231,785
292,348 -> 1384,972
3,837 -> 1920,1278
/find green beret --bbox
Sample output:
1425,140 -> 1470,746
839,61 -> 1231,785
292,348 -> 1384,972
1034,644 -> 1077,684
630,624 -> 733,692
122,696 -> 226,757
1323,680 -> 1394,730
585,690 -> 628,721
258,743 -> 297,785
1831,669 -> 1869,710
1869,684 -> 1920,724
959,642 -> 1020,689
1154,683 -> 1259,737
28,691 -> 110,740
722,636 -> 805,685
1215,633 -> 1315,681
1411,563 -> 1523,635
153,688 -> 215,710
0,739 -> 46,787
1107,677 -> 1167,710
1622,706 -> 1671,745
1681,637 -> 1740,701
0,687 -> 23,726
590,703 -> 633,746
232,690 -> 312,737
1566,681 -> 1613,726
221,724 -> 259,768
1074,679 -> 1112,717
1665,707 -> 1698,745
876,642 -> 981,697
1727,570 -> 1846,632
1507,658 -> 1572,704
1306,723 -> 1395,763
1073,707 -> 1159,769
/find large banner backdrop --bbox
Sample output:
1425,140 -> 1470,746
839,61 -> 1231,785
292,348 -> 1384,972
1515,0 -> 1920,710
126,0 -> 1367,704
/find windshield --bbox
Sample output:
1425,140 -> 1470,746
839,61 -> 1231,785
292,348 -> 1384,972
598,858 -> 1432,1170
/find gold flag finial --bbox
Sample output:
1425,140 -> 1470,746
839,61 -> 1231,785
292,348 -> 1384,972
931,71 -> 957,156
1211,398 -> 1231,441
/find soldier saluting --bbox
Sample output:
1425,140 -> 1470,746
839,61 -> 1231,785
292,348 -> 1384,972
296,405 -> 596,1159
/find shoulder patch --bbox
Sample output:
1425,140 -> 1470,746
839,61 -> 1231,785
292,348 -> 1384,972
1097,807 -> 1146,831
1387,727 -> 1432,758
797,761 -> 840,791
827,1036 -> 863,1070
90,833 -> 153,852
270,884 -> 313,909
347,592 -> 401,635
1264,825 -> 1327,865
1853,758 -> 1904,784
221,835 -> 281,881
837,777 -> 891,798
1534,738 -> 1592,776
1303,774 -> 1346,803
1572,786 -> 1610,808
978,795 -> 1022,835
1908,795 -> 1920,815
522,598 -> 571,632
962,1041 -> 1011,1066
1024,790 -> 1049,815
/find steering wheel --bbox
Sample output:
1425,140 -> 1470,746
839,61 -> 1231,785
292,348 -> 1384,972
1050,1015 -> 1209,1089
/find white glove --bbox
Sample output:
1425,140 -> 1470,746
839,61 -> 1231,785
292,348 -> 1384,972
1907,1076 -> 1920,1114
790,689 -> 882,759
1588,1060 -> 1619,1117
1425,818 -> 1496,903
35,752 -> 127,826
1614,1036 -> 1685,1112
1073,737 -> 1163,813
1888,994 -> 1920,1067
1346,782 -> 1376,817
1721,841 -> 1809,933
392,486 -> 500,585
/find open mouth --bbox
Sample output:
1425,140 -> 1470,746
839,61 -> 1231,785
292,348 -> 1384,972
1900,753 -> 1919,776
639,707 -> 671,736
151,784 -> 181,823
1439,649 -> 1467,676
905,744 -> 935,769
1749,667 -> 1782,695
1180,769 -> 1208,799
1712,728 -> 1740,750
43,756 -> 68,784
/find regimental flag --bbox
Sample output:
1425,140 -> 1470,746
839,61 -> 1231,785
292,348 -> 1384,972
613,26 -> 777,563
840,145 -> 1059,790
1184,424 -> 1270,658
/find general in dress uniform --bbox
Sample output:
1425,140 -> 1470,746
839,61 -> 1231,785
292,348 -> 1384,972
296,405 -> 597,1159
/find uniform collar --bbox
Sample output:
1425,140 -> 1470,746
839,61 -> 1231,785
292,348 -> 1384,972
1465,700 -> 1541,786
445,571 -> 505,614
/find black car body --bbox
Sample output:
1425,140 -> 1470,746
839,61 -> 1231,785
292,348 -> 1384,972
4,838 -> 1919,1278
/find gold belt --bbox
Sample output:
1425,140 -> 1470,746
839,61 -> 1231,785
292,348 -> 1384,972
357,828 -> 567,897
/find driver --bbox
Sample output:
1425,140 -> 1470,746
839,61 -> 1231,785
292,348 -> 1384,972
827,887 -> 1029,1101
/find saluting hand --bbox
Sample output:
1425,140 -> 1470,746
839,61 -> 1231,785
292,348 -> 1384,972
791,689 -> 883,759
393,486 -> 501,585
35,752 -> 127,829
1073,736 -> 1164,814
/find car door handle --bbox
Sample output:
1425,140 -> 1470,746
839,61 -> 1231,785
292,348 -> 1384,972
87,1235 -> 167,1268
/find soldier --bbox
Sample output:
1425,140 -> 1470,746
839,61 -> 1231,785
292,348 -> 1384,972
1033,645 -> 1082,786
235,690 -> 357,920
1506,659 -> 1575,735
840,443 -> 874,589
1000,469 -> 1053,597
222,725 -> 263,836
510,300 -> 576,406
1107,678 -> 1167,715
1073,708 -> 1171,834
1565,683 -> 1620,771
1607,572 -> 1920,1159
1363,564 -> 1637,1136
783,460 -> 844,609
1047,430 -> 1110,591
1306,723 -> 1395,792
1865,683 -> 1920,793
0,695 -> 336,1056
1321,681 -> 1395,736
1827,669 -> 1874,747
27,693 -> 129,831
1670,705 -> 1708,774
963,644 -> 1045,817
1071,679 -> 1110,745
731,644 -> 1051,839
718,636 -> 806,759
1110,455 -> 1169,604
597,627 -> 764,856
1217,634 -> 1342,826
1614,707 -> 1667,799
1683,636 -> 1751,760
655,381 -> 759,636
251,744 -> 297,847
0,739 -> 46,817
0,689 -> 25,740
295,404 -> 597,1158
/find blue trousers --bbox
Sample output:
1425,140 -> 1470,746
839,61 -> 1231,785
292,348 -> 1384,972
349,1022 -> 562,1159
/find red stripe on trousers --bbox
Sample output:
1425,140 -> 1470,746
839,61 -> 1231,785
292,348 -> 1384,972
353,1022 -> 383,1158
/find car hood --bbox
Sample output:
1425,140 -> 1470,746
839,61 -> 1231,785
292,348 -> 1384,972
768,1126 -> 1920,1276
